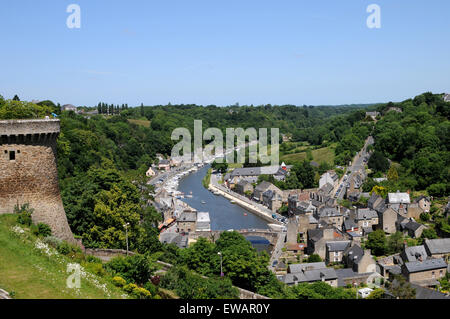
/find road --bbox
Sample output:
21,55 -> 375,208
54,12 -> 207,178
334,136 -> 374,200
268,232 -> 286,272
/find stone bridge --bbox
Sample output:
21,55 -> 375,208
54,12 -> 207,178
192,229 -> 280,245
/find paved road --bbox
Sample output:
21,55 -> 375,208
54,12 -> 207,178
334,136 -> 374,200
268,232 -> 286,272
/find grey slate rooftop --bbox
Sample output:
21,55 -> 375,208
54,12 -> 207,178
356,208 -> 378,220
424,238 -> 450,254
404,258 -> 447,273
326,241 -> 351,252
402,245 -> 428,262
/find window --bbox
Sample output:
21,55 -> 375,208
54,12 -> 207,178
432,271 -> 435,279
9,151 -> 15,161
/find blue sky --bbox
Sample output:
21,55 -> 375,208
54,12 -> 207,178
1,0 -> 449,106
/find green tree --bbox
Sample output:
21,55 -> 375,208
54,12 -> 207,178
388,275 -> 416,299
365,230 -> 386,256
368,151 -> 390,173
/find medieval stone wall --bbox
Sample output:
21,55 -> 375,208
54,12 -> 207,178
0,119 -> 75,244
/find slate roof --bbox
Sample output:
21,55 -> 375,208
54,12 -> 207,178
402,245 -> 428,263
326,241 -> 351,252
404,258 -> 447,273
237,179 -> 252,187
356,208 -> 378,220
343,218 -> 358,231
255,181 -> 275,192
424,238 -> 450,255
178,212 -> 197,222
344,244 -> 364,264
159,232 -> 188,248
317,206 -> 342,218
230,165 -> 292,177
403,220 -> 424,232
288,262 -> 327,273
283,267 -> 338,284
159,159 -> 170,165
318,183 -> 334,195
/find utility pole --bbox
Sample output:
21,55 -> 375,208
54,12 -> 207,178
124,222 -> 130,256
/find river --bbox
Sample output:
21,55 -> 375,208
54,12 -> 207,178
177,165 -> 271,252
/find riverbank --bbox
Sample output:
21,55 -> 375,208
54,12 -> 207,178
208,182 -> 283,226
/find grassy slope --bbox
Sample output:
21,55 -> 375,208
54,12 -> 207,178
127,119 -> 151,128
281,144 -> 336,165
0,214 -> 126,299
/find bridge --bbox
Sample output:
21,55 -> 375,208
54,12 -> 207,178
191,229 -> 281,245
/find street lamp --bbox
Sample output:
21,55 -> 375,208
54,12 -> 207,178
124,222 -> 130,256
218,252 -> 223,277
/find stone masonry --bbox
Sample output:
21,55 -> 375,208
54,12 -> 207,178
0,119 -> 75,244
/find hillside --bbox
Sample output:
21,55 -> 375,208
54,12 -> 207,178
0,214 -> 127,299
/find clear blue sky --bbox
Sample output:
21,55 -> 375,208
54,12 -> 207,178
1,0 -> 449,106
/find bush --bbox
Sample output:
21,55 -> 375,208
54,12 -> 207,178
105,254 -> 155,285
144,282 -> 158,296
15,203 -> 34,226
123,283 -> 138,294
132,287 -> 152,299
112,276 -> 127,288
86,255 -> 103,264
420,212 -> 431,222
83,262 -> 106,277
33,223 -> 52,237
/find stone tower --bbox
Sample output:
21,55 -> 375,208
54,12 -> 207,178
0,119 -> 75,244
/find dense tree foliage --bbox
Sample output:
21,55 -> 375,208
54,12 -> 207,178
370,93 -> 449,194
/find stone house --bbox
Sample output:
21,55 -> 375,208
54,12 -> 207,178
307,227 -> 346,260
283,262 -> 338,287
235,179 -> 254,196
400,219 -> 426,238
158,159 -> 171,171
253,181 -> 282,202
354,208 -> 378,229
377,207 -> 397,234
325,241 -> 351,264
402,258 -> 447,287
343,245 -> 376,274
424,238 -> 450,262
400,245 -> 428,263
414,196 -> 431,213
176,212 -> 197,233
315,206 -> 344,231
262,189 -> 283,213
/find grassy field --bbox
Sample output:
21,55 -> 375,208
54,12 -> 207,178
281,144 -> 336,165
127,119 -> 151,128
0,214 -> 127,299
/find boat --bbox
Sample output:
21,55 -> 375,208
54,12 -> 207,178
201,200 -> 206,204
230,200 -> 236,204
244,213 -> 247,216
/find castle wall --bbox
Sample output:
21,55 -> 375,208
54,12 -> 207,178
0,119 -> 75,244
